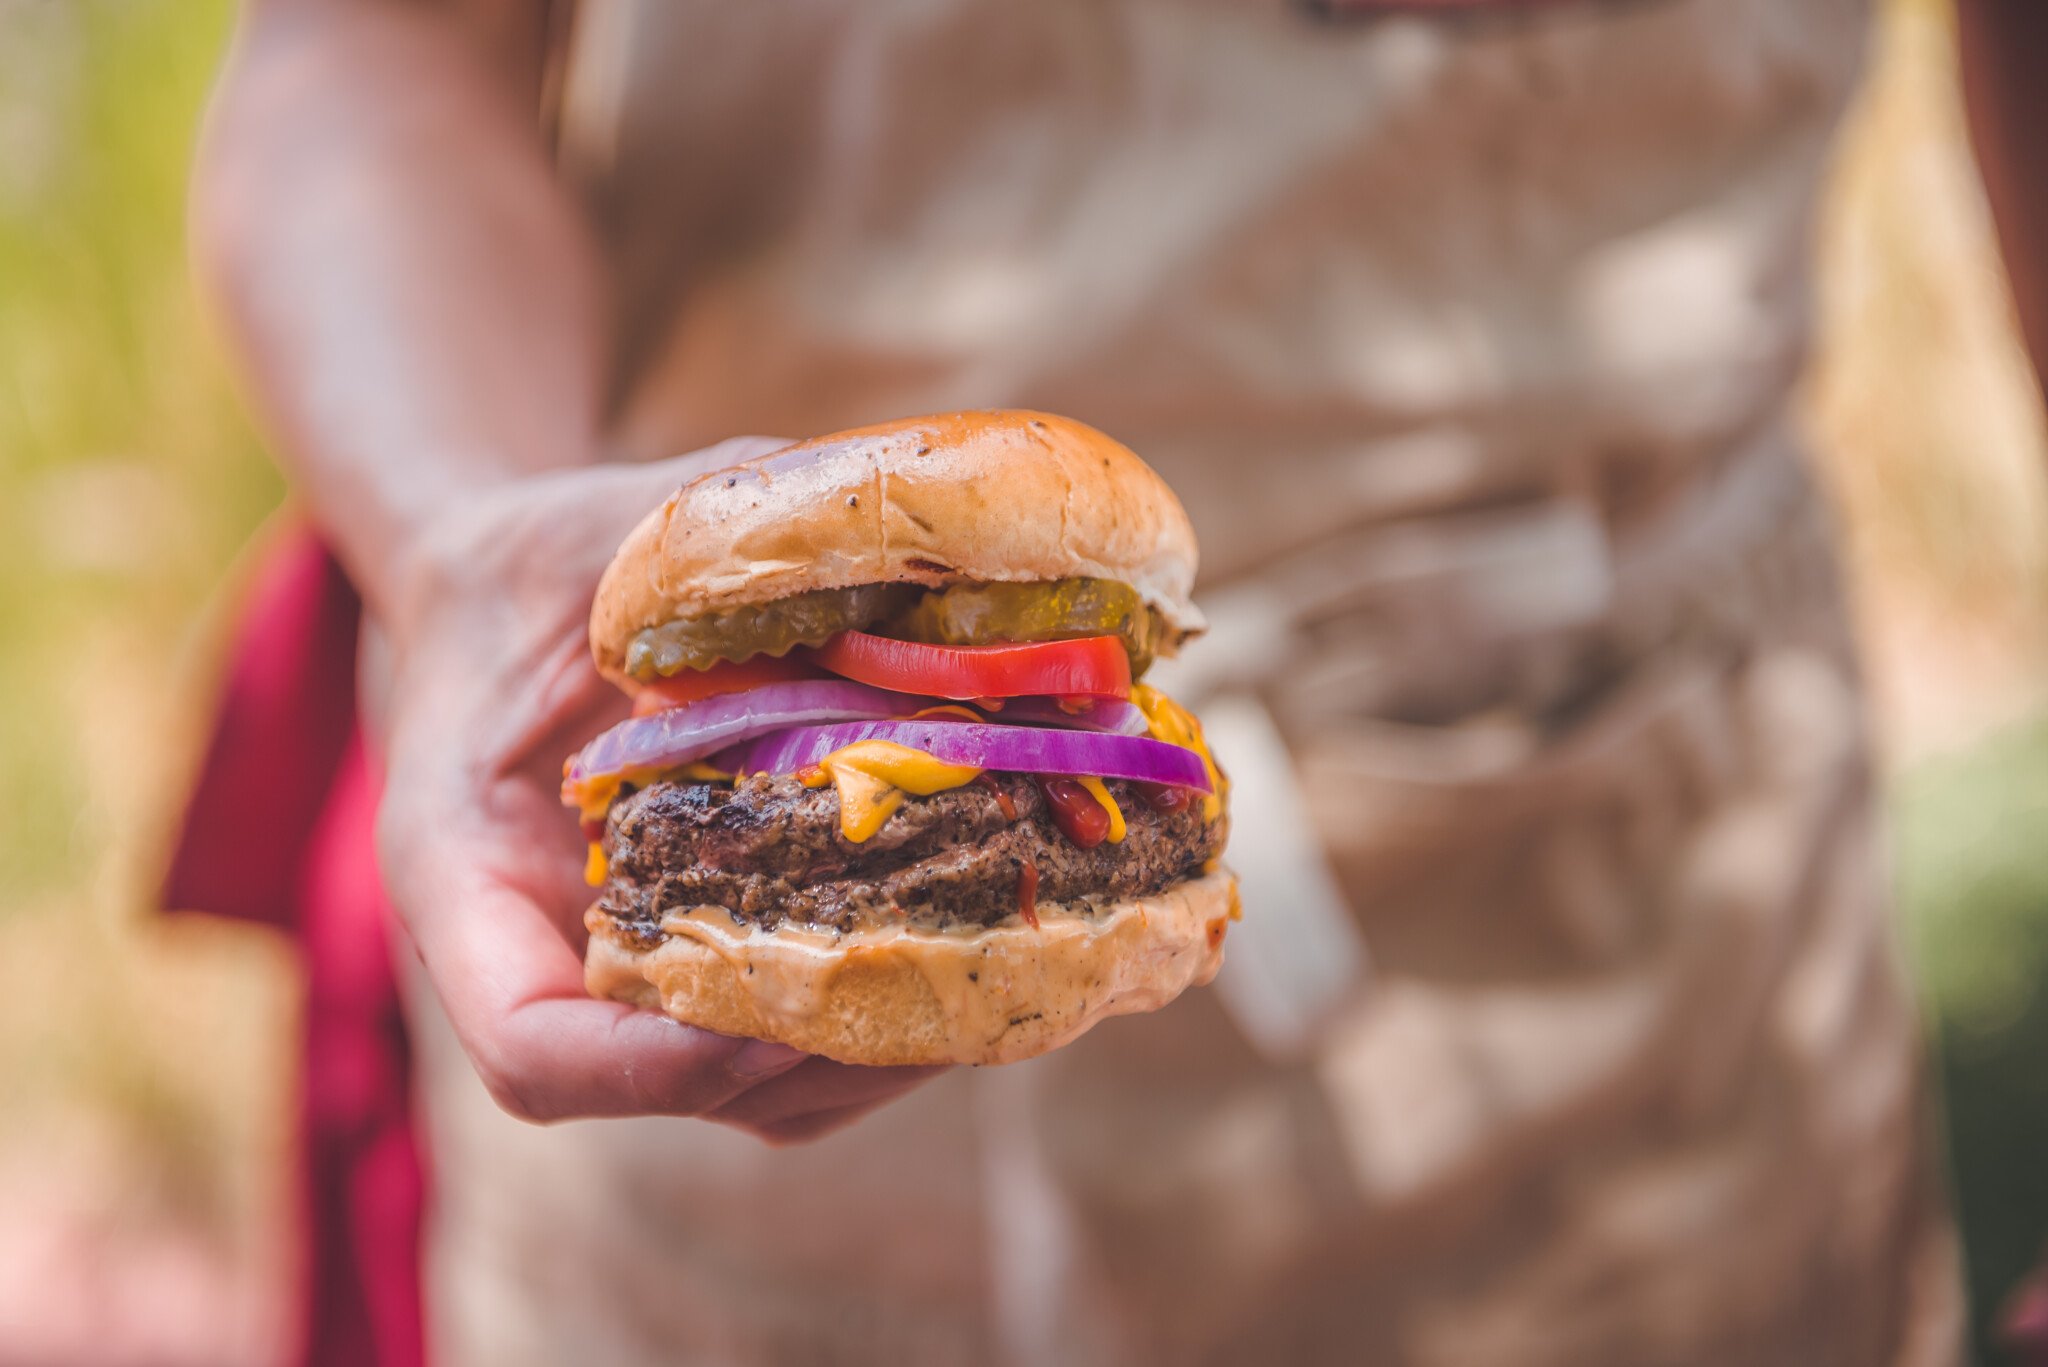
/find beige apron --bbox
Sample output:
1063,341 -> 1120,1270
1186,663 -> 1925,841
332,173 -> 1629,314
407,1 -> 1964,1362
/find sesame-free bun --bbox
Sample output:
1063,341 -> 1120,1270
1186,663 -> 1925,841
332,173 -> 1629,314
590,410 -> 1203,687
584,869 -> 1239,1068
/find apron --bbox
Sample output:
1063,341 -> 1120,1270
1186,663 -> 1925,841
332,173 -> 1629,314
405,1 -> 1964,1361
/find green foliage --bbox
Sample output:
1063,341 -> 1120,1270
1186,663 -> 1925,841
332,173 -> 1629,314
0,0 -> 282,903
1897,718 -> 2048,1363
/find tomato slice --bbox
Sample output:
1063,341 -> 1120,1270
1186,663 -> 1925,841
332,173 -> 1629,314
811,632 -> 1131,700
630,655 -> 823,716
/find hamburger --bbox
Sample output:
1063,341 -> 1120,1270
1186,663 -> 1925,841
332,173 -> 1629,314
562,410 -> 1236,1066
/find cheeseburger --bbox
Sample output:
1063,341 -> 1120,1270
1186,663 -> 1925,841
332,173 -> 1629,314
562,410 -> 1236,1066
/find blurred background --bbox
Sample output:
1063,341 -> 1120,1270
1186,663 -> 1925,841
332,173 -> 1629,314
2,0 -> 2046,1362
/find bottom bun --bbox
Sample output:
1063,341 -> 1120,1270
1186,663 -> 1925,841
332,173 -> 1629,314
585,869 -> 1240,1067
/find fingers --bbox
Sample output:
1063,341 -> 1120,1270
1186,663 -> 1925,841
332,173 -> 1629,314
391,814 -> 940,1134
706,1058 -> 949,1144
409,860 -> 936,1136
373,428 -> 927,1129
661,434 -> 793,481
596,435 -> 793,518
484,999 -> 805,1122
396,844 -> 805,1122
748,1101 -> 896,1148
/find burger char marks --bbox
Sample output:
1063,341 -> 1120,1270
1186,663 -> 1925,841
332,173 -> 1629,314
594,772 -> 1220,942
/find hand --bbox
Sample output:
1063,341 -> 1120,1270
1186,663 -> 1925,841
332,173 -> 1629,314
368,439 -> 943,1143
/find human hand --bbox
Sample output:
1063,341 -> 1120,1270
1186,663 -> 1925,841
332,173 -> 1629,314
368,439 -> 943,1143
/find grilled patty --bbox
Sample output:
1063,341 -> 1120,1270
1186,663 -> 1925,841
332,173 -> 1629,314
594,772 -> 1222,940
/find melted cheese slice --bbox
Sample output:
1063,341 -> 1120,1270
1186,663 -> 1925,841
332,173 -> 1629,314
800,739 -> 984,842
1073,776 -> 1126,842
1132,683 -> 1226,822
566,761 -> 731,824
574,760 -> 732,885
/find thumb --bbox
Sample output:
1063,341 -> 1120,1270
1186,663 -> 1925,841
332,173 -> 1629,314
616,435 -> 796,507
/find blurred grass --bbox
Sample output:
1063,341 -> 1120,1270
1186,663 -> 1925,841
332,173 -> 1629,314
0,0 -> 284,886
0,0 -> 2044,1363
1898,716 -> 2048,1354
0,1 -> 293,1361
0,0 -> 283,1092
1807,8 -> 2048,1355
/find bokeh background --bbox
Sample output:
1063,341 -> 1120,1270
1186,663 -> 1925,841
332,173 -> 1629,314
2,0 -> 2045,1362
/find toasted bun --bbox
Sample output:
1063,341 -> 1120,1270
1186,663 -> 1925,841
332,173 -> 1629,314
584,869 -> 1238,1067
590,410 -> 1203,687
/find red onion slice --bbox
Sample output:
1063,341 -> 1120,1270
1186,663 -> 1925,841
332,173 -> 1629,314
733,721 -> 1213,793
564,681 -> 926,788
985,697 -> 1149,736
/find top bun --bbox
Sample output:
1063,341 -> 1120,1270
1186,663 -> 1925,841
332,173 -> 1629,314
590,410 -> 1203,686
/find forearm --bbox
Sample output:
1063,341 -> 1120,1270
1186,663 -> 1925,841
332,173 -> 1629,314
1959,0 -> 2048,400
191,0 -> 606,620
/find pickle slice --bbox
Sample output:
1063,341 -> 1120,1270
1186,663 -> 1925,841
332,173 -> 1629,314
891,578 -> 1165,674
624,577 -> 1173,679
624,584 -> 918,679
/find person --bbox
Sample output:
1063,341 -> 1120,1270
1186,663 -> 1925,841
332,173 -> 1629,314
171,0 -> 2048,1362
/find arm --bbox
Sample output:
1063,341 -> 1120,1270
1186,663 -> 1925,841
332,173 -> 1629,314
191,0 -> 935,1137
1958,0 -> 2048,398
191,0 -> 600,620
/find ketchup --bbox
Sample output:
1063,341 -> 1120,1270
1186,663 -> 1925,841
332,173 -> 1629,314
1134,781 -> 1191,813
1038,777 -> 1111,848
976,773 -> 1019,822
1016,861 -> 1040,928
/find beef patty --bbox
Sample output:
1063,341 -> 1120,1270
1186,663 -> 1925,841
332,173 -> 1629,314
594,772 -> 1222,940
